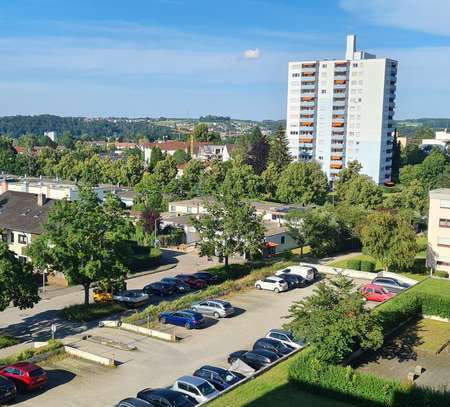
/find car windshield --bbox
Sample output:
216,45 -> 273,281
198,381 -> 215,395
29,368 -> 44,377
218,371 -> 236,382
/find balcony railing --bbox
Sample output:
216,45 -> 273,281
332,122 -> 345,128
299,138 -> 314,143
330,162 -> 343,169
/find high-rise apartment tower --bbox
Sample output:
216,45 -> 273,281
286,35 -> 397,184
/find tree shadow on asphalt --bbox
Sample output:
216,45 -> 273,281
14,369 -> 76,403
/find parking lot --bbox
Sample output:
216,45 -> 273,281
13,276 -> 370,407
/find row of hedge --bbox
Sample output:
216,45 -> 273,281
62,302 -> 125,322
0,340 -> 63,366
124,260 -> 293,325
346,259 -> 376,272
289,352 -> 449,407
374,278 -> 450,334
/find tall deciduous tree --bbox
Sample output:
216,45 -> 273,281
0,242 -> 39,311
28,189 -> 133,305
191,194 -> 265,268
149,146 -> 164,170
276,162 -> 328,205
245,127 -> 270,175
268,125 -> 291,171
221,159 -> 262,199
284,273 -> 383,364
359,211 -> 418,272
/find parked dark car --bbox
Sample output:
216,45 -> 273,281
281,274 -> 304,289
137,388 -> 196,407
117,397 -> 155,407
193,365 -> 244,391
143,282 -> 175,297
175,275 -> 207,289
252,348 -> 280,362
159,310 -> 205,329
253,338 -> 294,357
0,376 -> 16,403
160,277 -> 191,293
227,350 -> 273,371
193,272 -> 219,285
0,362 -> 47,392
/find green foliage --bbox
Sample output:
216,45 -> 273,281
289,352 -> 448,407
359,211 -> 418,272
435,270 -> 449,278
360,260 -> 375,272
191,194 -> 265,267
276,162 -> 328,205
268,125 -> 291,172
0,242 -> 39,312
192,123 -> 221,142
383,180 -> 427,216
221,160 -> 262,199
346,259 -> 361,270
199,159 -> 230,195
28,189 -> 133,305
149,146 -> 164,169
0,340 -> 63,366
62,303 -> 125,322
0,334 -> 19,349
172,149 -> 189,165
400,143 -> 426,166
284,274 -> 383,364
244,127 -> 270,175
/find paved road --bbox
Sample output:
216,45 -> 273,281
0,249 -> 227,342
13,277 -> 370,407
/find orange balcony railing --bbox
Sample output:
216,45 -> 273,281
301,96 -> 315,101
300,122 -> 314,126
330,163 -> 342,169
299,138 -> 314,143
332,122 -> 345,127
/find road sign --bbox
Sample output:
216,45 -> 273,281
51,323 -> 56,340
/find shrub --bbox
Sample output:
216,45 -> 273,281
0,340 -> 63,366
435,270 -> 449,278
346,259 -> 361,270
62,303 -> 124,322
289,352 -> 449,407
360,260 -> 376,272
0,334 -> 18,349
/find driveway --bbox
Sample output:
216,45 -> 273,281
14,277 -> 370,407
0,249 -> 228,342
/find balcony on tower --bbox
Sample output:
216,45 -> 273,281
330,162 -> 343,169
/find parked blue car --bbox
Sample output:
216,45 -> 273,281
159,309 -> 205,329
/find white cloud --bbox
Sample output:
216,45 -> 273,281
339,0 -> 450,36
243,48 -> 261,59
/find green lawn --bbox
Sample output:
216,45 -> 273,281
207,353 -> 356,407
407,277 -> 450,297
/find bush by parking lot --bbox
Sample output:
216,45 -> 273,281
0,340 -> 63,366
125,260 -> 295,325
62,302 -> 125,322
289,351 -> 449,407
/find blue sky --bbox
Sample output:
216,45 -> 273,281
1,0 -> 450,120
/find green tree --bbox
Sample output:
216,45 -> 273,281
17,133 -> 37,152
0,242 -> 39,311
284,273 -> 383,364
152,155 -> 178,188
199,159 -> 230,195
384,180 -> 427,216
28,189 -> 133,305
149,146 -> 164,170
172,149 -> 190,165
276,162 -> 328,205
192,123 -> 221,142
391,132 -> 401,182
245,127 -> 270,175
359,211 -> 418,272
58,131 -> 75,149
401,144 -> 426,166
221,160 -> 261,199
285,210 -> 307,255
268,125 -> 291,171
134,173 -> 165,211
260,163 -> 280,201
413,126 -> 434,141
191,194 -> 265,268
179,159 -> 204,198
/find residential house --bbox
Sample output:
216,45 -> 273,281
0,191 -> 55,262
427,189 -> 450,275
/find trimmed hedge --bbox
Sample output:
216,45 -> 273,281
62,303 -> 125,322
347,259 -> 361,270
0,340 -> 63,366
0,335 -> 18,349
289,352 -> 449,407
360,260 -> 375,272
125,260 -> 294,325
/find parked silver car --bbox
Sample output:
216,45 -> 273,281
113,290 -> 149,308
371,277 -> 410,293
191,299 -> 235,318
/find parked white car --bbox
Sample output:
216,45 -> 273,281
255,276 -> 289,293
265,329 -> 305,349
275,265 -> 316,282
172,375 -> 219,403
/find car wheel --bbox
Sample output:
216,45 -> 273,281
185,322 -> 192,330
274,288 -> 280,294
160,317 -> 167,324
213,312 -> 220,319
256,284 -> 262,290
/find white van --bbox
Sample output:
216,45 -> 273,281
275,265 -> 316,282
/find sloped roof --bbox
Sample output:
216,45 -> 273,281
0,191 -> 55,235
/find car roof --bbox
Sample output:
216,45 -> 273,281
197,365 -> 227,374
119,398 -> 153,406
206,299 -> 228,305
176,375 -> 208,386
267,275 -> 285,281
268,329 -> 291,335
9,362 -> 38,371
139,388 -> 181,398
363,283 -> 386,289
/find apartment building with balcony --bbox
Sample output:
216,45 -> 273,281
427,189 -> 450,275
286,34 -> 397,184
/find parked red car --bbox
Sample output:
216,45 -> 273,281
360,283 -> 394,303
175,274 -> 207,289
0,362 -> 48,392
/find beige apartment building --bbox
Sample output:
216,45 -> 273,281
427,189 -> 450,274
